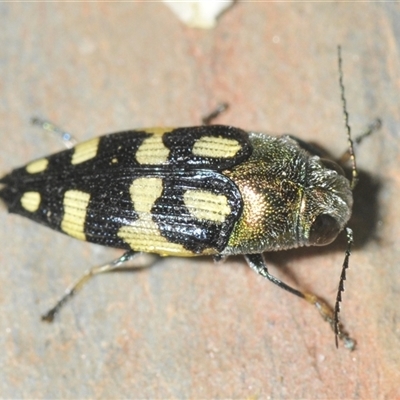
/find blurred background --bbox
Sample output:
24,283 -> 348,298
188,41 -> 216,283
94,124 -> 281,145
0,2 -> 399,398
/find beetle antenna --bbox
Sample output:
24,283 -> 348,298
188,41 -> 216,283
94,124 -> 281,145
334,46 -> 357,350
338,45 -> 358,190
334,227 -> 355,349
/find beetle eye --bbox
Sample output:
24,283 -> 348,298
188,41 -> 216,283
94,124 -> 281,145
320,158 -> 345,176
309,214 -> 341,246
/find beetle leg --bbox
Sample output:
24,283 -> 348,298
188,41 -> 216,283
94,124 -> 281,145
31,117 -> 77,149
339,118 -> 381,164
244,253 -> 355,350
202,103 -> 229,125
42,250 -> 139,322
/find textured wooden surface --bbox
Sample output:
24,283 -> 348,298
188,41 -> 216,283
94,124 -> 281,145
1,3 -> 399,398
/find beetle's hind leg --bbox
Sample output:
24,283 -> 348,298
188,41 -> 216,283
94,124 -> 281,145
42,250 -> 140,322
31,117 -> 77,149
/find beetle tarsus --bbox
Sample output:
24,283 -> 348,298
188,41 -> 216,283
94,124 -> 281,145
42,250 -> 138,321
202,103 -> 229,125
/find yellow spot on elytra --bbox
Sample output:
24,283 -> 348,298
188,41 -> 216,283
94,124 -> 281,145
192,136 -> 241,158
136,134 -> 170,165
26,158 -> 48,174
117,177 -> 191,256
142,127 -> 174,135
61,190 -> 90,240
71,137 -> 100,165
20,191 -> 41,212
129,177 -> 163,212
184,190 -> 231,223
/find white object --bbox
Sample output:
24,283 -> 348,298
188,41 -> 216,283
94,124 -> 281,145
164,1 -> 234,29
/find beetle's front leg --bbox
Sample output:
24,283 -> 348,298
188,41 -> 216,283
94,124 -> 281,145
244,253 -> 355,350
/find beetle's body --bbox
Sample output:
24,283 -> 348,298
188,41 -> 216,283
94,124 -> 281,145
0,48 -> 370,349
0,125 -> 352,258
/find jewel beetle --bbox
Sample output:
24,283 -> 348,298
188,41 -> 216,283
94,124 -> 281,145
0,47 -> 374,349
